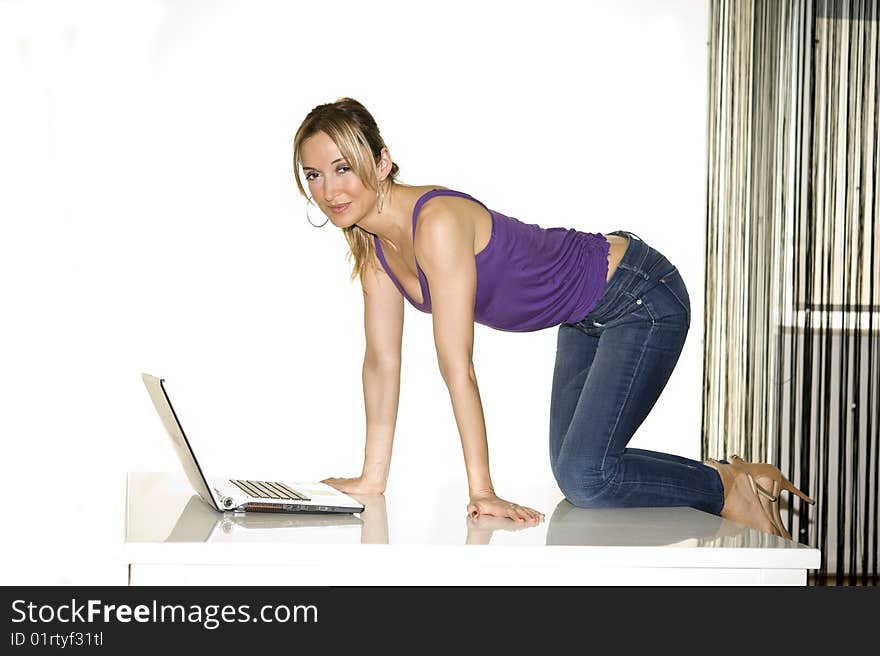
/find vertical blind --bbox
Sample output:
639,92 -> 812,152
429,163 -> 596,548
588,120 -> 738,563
704,0 -> 878,584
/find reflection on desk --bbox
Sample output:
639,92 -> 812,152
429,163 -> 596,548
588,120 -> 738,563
163,490 -> 792,550
543,501 -> 790,549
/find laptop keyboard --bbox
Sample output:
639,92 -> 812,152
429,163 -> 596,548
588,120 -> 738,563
229,479 -> 311,501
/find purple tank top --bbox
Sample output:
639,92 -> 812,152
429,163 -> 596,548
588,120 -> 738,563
372,188 -> 610,332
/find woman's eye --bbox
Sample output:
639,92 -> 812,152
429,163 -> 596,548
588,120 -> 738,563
305,167 -> 348,182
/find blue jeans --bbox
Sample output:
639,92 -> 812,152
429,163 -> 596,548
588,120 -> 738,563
549,230 -> 725,515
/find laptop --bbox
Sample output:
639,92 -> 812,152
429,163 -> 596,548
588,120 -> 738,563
141,373 -> 365,514
165,495 -> 364,542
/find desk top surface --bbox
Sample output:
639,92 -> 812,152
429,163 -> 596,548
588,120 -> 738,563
125,472 -> 820,568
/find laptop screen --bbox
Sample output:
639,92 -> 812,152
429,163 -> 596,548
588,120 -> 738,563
141,373 -> 222,511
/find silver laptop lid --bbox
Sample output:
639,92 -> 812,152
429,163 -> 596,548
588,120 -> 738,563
141,373 -> 223,511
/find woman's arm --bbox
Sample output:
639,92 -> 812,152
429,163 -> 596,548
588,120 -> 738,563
322,251 -> 403,495
417,208 -> 543,523
359,356 -> 401,489
417,208 -> 491,494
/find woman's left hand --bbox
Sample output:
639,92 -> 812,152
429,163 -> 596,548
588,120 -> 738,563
320,476 -> 385,495
467,490 -> 544,523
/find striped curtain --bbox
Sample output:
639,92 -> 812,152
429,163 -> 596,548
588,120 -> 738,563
704,0 -> 878,584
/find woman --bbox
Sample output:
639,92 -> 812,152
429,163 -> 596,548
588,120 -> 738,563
294,97 -> 813,537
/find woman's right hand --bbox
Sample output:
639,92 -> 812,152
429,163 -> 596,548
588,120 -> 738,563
320,475 -> 385,495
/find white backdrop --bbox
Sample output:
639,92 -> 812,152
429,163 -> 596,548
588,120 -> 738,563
0,0 -> 709,584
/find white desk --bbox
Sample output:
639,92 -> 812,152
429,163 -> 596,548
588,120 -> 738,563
123,471 -> 820,586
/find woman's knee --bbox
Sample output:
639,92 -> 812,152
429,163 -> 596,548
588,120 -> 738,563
558,482 -> 609,509
553,462 -> 611,508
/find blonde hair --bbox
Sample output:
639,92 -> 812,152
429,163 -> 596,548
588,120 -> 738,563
292,97 -> 403,285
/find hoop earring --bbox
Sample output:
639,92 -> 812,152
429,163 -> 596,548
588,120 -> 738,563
305,195 -> 328,227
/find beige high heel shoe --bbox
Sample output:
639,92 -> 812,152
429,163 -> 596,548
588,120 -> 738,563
728,454 -> 816,541
704,458 -> 781,537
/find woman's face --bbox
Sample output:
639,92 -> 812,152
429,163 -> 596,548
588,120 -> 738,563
300,130 -> 370,227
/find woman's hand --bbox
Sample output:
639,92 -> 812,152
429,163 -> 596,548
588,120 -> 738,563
467,490 -> 545,523
320,476 -> 385,495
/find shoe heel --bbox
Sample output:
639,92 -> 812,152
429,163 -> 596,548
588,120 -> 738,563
780,477 -> 815,505
730,454 -> 815,506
